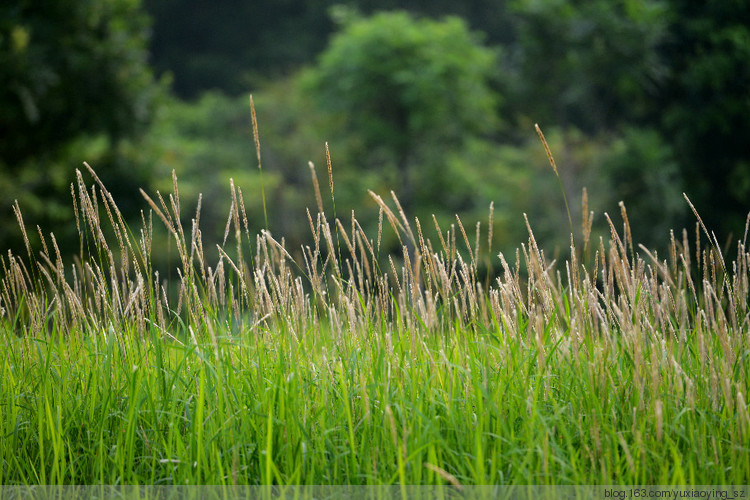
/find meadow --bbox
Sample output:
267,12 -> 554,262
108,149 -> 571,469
1,123 -> 749,486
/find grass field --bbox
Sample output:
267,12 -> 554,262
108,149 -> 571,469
1,126 -> 749,486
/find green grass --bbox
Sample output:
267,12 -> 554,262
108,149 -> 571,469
1,149 -> 749,485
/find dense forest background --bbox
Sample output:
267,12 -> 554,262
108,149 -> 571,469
2,0 -> 749,268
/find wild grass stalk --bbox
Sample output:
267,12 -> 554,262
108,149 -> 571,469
250,95 -> 268,230
535,124 -> 573,239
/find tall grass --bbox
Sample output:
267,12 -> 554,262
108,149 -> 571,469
1,132 -> 749,485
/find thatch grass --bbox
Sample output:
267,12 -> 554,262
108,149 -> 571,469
1,131 -> 749,485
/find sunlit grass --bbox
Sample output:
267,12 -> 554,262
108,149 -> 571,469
1,135 -> 749,485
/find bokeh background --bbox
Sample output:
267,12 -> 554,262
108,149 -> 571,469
2,0 -> 749,268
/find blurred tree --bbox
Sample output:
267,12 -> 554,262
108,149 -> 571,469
656,1 -> 750,239
141,0 -> 749,249
344,0 -> 516,44
145,0 -> 335,99
507,0 -> 670,133
600,127 -> 683,247
0,0 -> 163,253
144,0 -> 514,99
507,0 -> 750,242
302,11 -> 499,214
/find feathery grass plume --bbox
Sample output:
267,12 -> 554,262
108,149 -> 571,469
325,142 -> 344,269
335,218 -> 358,271
455,214 -> 475,270
249,94 -> 268,229
377,207 -> 384,254
35,226 -> 50,263
618,201 -> 634,260
12,201 -> 32,264
84,162 -> 138,269
581,188 -> 593,258
535,123 -> 573,238
474,221 -> 481,269
170,169 -> 184,238
487,201 -> 494,254
318,212 -> 342,281
325,142 -> 334,200
236,187 -> 251,243
603,212 -> 629,268
353,216 -> 376,267
191,193 -> 205,280
139,189 -> 172,235
309,161 -> 325,215
388,255 -> 403,300
432,214 -> 449,258
222,196 -> 235,247
414,218 -> 429,275
229,179 -> 244,267
424,463 -> 463,490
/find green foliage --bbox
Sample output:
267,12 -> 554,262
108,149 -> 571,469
144,0 -> 517,99
302,11 -> 499,213
0,0 -> 160,166
0,0 -> 163,253
507,0 -> 750,239
144,0 -> 335,99
657,1 -> 750,237
601,127 -> 684,247
139,81 -> 680,264
138,0 -> 750,245
507,0 -> 670,132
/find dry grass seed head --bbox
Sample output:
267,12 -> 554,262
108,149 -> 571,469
455,215 -> 474,269
308,161 -> 325,215
432,215 -> 449,257
377,207 -> 383,253
12,201 -> 32,261
36,226 -> 50,262
325,142 -> 333,196
534,123 -> 558,175
249,95 -> 261,165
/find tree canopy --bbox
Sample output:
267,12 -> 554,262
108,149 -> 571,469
144,0 -> 516,99
507,0 -> 750,239
0,0 -> 162,251
303,11 -> 499,212
1,0 -> 158,168
657,1 -> 750,235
